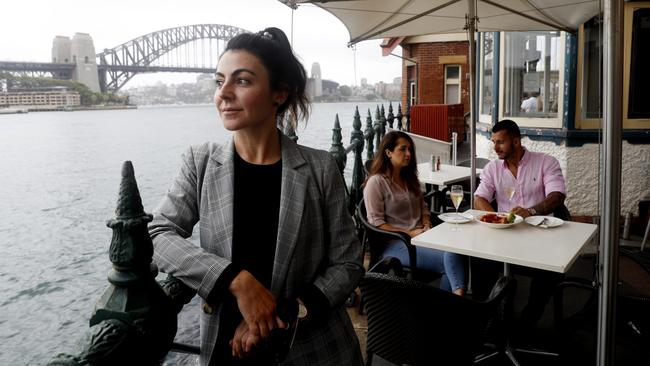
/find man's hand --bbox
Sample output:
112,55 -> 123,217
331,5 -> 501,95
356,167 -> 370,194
229,270 -> 279,340
510,206 -> 531,218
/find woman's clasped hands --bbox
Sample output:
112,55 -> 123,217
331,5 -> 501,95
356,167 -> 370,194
228,270 -> 288,358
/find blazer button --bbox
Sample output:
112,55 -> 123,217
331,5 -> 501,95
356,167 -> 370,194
203,303 -> 214,314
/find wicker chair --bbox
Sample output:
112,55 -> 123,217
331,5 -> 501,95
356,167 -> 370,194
360,265 -> 517,366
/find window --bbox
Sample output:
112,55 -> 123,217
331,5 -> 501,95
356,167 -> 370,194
409,81 -> 416,107
444,65 -> 461,104
502,31 -> 562,120
582,18 -> 602,119
628,8 -> 650,119
480,33 -> 495,119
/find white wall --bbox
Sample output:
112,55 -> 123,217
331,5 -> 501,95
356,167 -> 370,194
476,134 -> 650,216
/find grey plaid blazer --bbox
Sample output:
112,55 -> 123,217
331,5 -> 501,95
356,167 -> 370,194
149,133 -> 364,366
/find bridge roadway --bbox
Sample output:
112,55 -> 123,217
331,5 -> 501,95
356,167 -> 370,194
0,61 -> 215,77
0,61 -> 76,78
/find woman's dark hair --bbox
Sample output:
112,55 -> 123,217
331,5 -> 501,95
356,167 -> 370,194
223,27 -> 310,130
366,131 -> 422,195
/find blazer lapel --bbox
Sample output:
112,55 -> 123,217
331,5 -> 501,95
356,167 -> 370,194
207,137 -> 235,260
272,134 -> 308,295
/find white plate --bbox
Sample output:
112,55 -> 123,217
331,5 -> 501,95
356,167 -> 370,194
476,212 -> 523,229
525,216 -> 564,228
438,212 -> 474,224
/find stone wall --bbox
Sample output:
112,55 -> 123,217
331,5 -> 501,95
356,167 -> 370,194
476,134 -> 650,216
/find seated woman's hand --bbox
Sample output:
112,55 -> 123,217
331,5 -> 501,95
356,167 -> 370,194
408,227 -> 426,237
229,270 -> 280,339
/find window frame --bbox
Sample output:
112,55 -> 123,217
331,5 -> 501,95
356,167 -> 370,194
623,2 -> 650,128
498,31 -> 566,128
478,32 -> 496,124
444,64 -> 461,104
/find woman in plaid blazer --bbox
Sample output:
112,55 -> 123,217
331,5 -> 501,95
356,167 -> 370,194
149,27 -> 364,366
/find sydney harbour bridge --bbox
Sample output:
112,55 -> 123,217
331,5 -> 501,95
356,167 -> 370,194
0,24 -> 248,92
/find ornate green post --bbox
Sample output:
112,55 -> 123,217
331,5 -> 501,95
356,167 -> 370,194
379,104 -> 387,140
48,162 -> 184,366
364,108 -> 375,162
396,104 -> 404,131
387,102 -> 395,129
349,106 -> 365,215
329,114 -> 346,174
373,105 -> 382,155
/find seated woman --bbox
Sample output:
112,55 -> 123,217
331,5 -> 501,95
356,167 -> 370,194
363,131 -> 467,296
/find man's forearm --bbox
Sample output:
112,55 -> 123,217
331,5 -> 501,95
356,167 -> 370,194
474,196 -> 495,212
531,191 -> 565,215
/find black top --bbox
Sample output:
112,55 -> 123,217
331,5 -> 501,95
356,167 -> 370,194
212,150 -> 282,365
231,150 -> 282,287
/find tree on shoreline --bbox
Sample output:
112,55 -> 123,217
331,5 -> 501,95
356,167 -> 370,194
0,73 -> 129,106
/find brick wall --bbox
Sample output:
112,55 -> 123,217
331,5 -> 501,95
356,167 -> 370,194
401,41 -> 470,112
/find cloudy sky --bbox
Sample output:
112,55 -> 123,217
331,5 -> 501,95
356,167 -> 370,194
0,0 -> 402,87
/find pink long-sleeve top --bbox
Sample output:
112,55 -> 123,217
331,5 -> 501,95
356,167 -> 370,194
474,147 -> 566,212
363,174 -> 428,231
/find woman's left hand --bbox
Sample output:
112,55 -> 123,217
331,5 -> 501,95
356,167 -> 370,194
230,320 -> 260,358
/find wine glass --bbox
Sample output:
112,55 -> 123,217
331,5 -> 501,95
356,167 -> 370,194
450,185 -> 464,231
504,186 -> 516,210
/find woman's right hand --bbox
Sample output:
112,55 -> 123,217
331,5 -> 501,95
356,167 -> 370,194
408,228 -> 426,237
229,270 -> 279,339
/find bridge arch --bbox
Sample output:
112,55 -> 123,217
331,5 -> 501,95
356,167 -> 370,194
97,24 -> 249,92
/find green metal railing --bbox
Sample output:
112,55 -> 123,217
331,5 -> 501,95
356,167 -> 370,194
328,102 -> 410,214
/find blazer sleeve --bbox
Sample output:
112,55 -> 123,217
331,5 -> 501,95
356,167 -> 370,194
311,154 -> 365,307
149,145 -> 233,300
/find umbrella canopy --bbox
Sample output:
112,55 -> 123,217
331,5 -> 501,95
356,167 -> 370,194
288,0 -> 599,44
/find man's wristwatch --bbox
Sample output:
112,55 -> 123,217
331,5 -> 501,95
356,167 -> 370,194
528,207 -> 537,216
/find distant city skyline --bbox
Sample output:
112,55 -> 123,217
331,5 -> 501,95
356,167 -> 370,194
1,0 -> 402,88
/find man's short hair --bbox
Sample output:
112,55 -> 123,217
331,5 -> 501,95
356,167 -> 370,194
492,119 -> 521,138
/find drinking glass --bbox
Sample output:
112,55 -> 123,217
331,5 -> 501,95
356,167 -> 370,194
450,185 -> 463,231
504,186 -> 516,209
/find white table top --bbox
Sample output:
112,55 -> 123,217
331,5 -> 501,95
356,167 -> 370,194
417,163 -> 482,187
412,210 -> 598,273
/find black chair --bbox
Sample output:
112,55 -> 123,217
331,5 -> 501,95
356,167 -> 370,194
357,197 -> 437,281
360,266 -> 517,366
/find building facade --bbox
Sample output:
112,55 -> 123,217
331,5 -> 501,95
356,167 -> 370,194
398,3 -> 650,218
0,87 -> 81,108
400,33 -> 470,113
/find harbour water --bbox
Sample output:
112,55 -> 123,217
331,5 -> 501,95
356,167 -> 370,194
0,101 -> 387,365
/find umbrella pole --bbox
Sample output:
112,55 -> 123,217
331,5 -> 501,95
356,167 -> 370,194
598,0 -> 624,365
466,0 -> 477,208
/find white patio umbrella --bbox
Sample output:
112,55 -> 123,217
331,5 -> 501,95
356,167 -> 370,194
282,1 -> 623,365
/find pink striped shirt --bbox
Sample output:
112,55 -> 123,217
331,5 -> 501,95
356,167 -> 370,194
474,148 -> 566,212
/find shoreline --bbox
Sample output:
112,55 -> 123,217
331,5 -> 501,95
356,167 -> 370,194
0,104 -> 137,113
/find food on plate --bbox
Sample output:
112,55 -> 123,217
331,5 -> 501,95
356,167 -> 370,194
479,213 -> 515,224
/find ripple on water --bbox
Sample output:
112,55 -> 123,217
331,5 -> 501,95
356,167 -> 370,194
2,281 -> 65,307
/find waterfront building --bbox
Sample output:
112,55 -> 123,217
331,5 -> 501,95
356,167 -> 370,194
310,62 -> 323,97
0,86 -> 81,108
389,3 -> 650,219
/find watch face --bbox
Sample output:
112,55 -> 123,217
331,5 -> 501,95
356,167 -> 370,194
298,303 -> 308,319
